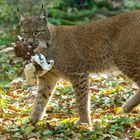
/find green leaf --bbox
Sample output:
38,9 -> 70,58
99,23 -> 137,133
24,126 -> 35,134
43,129 -> 53,137
133,130 -> 140,138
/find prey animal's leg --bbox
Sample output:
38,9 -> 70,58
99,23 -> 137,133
70,72 -> 91,126
31,73 -> 59,122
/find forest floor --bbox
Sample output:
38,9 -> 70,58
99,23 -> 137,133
0,72 -> 140,140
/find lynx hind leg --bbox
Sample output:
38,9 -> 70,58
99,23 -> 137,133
31,73 -> 58,122
123,89 -> 140,113
115,55 -> 140,113
70,72 -> 91,126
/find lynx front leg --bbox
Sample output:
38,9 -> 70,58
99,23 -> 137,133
31,73 -> 58,122
70,73 -> 91,126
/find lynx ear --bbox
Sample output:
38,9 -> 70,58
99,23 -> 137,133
17,7 -> 26,22
39,4 -> 48,23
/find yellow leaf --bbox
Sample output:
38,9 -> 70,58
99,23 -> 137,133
103,88 -> 115,95
117,85 -> 123,92
0,85 -> 5,94
115,107 -> 123,114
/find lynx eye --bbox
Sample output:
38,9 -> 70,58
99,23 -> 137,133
21,31 -> 28,36
41,29 -> 45,32
34,31 -> 41,36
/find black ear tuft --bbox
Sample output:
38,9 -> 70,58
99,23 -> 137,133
17,7 -> 20,12
41,4 -> 44,9
39,4 -> 48,23
17,7 -> 25,22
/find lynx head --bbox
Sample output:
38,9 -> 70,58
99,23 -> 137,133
18,5 -> 52,48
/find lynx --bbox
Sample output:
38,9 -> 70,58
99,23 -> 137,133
18,7 -> 140,126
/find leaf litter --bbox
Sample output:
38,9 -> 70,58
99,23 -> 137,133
0,73 -> 140,139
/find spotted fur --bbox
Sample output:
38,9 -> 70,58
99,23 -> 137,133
19,8 -> 140,126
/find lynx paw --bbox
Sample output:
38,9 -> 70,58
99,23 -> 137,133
30,112 -> 43,123
74,120 -> 81,126
30,116 -> 39,123
123,104 -> 133,113
74,120 -> 92,130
